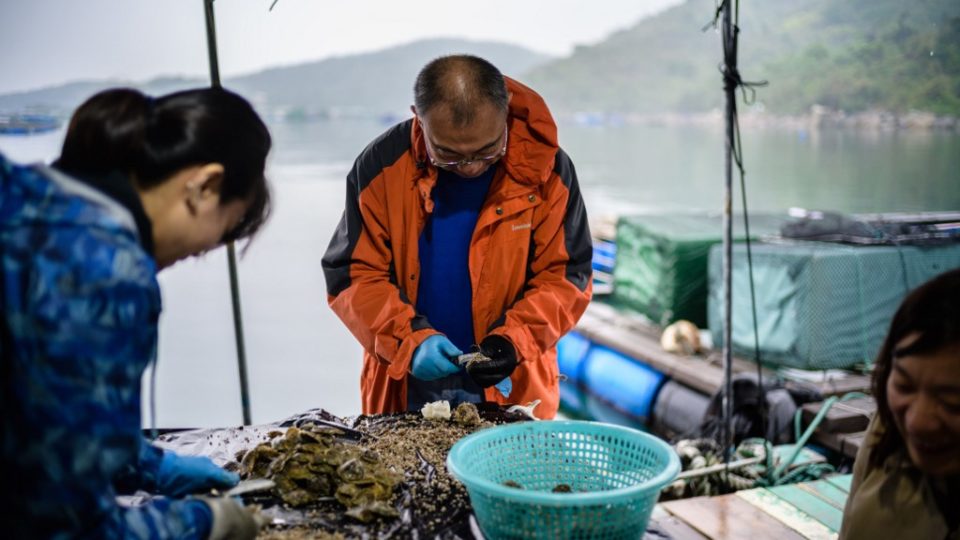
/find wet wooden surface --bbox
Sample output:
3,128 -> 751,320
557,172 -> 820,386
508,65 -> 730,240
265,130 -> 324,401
768,484 -> 843,531
660,493 -> 808,540
577,305 -> 775,396
810,429 -> 867,459
645,506 -> 709,540
651,475 -> 853,539
801,397 -> 875,434
736,489 -> 836,540
576,304 -> 871,399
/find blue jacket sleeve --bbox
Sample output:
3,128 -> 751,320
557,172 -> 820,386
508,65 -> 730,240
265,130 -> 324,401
0,179 -> 212,539
139,439 -> 166,490
114,438 -> 166,495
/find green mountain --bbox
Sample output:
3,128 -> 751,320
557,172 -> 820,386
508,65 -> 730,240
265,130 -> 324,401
5,5 -> 957,120
523,0 -> 960,115
0,77 -> 210,116
0,39 -> 551,119
230,38 -> 551,118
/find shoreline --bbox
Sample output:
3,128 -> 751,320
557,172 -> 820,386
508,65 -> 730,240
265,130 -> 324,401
556,106 -> 960,132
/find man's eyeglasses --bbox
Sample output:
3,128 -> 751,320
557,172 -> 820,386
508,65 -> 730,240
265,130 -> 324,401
423,125 -> 508,169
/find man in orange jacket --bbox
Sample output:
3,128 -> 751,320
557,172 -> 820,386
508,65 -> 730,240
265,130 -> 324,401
322,55 -> 592,418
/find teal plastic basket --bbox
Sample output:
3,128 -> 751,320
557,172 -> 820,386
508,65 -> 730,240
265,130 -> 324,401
446,420 -> 680,540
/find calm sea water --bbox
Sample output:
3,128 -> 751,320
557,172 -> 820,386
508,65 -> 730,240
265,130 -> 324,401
2,120 -> 958,427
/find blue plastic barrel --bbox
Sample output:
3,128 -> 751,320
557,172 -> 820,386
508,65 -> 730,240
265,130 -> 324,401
559,380 -> 586,417
582,344 -> 666,425
557,332 -> 592,416
557,331 -> 591,385
651,380 -> 710,438
584,393 -> 649,431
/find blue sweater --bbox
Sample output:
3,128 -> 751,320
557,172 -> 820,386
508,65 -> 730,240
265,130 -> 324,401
407,166 -> 495,409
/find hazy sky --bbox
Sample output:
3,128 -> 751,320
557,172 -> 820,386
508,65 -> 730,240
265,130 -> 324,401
0,0 -> 683,95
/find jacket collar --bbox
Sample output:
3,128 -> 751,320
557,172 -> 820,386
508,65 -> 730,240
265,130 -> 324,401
48,165 -> 155,257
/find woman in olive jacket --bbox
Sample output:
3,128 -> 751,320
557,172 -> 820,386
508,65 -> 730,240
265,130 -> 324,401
840,268 -> 960,540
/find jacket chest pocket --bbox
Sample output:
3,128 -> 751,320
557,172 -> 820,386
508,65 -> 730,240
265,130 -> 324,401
493,214 -> 534,267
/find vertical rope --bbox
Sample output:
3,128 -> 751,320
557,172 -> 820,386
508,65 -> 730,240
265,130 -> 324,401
708,0 -> 767,483
720,0 -> 736,474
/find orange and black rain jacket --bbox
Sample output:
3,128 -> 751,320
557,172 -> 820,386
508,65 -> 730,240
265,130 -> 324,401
322,78 -> 592,418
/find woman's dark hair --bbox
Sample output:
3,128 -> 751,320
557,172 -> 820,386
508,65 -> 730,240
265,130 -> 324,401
870,267 -> 960,467
54,87 -> 271,242
414,54 -> 508,126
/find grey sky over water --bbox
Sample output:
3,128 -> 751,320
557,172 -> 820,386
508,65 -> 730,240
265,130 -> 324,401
0,0 -> 681,95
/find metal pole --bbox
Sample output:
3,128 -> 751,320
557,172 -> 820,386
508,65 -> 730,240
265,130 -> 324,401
721,0 -> 735,464
204,0 -> 221,87
203,0 -> 253,426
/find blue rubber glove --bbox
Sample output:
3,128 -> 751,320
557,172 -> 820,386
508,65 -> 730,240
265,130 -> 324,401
156,451 -> 239,497
411,335 -> 463,381
495,377 -> 513,398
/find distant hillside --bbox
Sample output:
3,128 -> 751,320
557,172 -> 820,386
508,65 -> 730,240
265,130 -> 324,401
230,38 -> 551,118
7,7 -> 958,121
523,0 -> 960,115
0,39 -> 551,119
0,77 -> 206,116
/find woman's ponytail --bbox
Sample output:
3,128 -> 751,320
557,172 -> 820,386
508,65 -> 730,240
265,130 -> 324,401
54,88 -> 151,177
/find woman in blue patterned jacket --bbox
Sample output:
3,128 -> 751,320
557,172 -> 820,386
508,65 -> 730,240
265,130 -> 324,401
0,87 -> 272,539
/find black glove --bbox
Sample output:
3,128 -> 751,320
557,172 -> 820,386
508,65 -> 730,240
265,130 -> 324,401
467,334 -> 518,388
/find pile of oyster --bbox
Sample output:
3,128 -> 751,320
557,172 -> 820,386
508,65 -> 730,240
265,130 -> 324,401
238,424 -> 402,522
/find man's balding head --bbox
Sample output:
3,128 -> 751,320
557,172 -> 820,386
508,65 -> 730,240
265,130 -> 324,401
414,55 -> 508,127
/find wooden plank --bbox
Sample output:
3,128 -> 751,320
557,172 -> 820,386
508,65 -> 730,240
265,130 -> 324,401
797,479 -> 849,510
576,305 -> 872,398
661,494 -> 807,540
646,505 -> 709,540
812,430 -> 866,460
736,489 -> 838,540
810,431 -> 845,458
577,305 -> 778,396
839,432 -> 866,458
801,398 -> 876,434
810,374 -> 873,398
577,313 -> 723,395
825,474 -> 853,493
767,485 -> 844,531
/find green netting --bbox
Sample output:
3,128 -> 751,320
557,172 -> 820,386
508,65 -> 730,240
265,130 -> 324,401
708,240 -> 960,370
611,214 -> 787,327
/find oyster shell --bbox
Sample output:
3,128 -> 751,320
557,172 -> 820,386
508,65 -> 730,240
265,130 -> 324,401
420,400 -> 451,421
238,424 -> 400,519
451,402 -> 481,426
